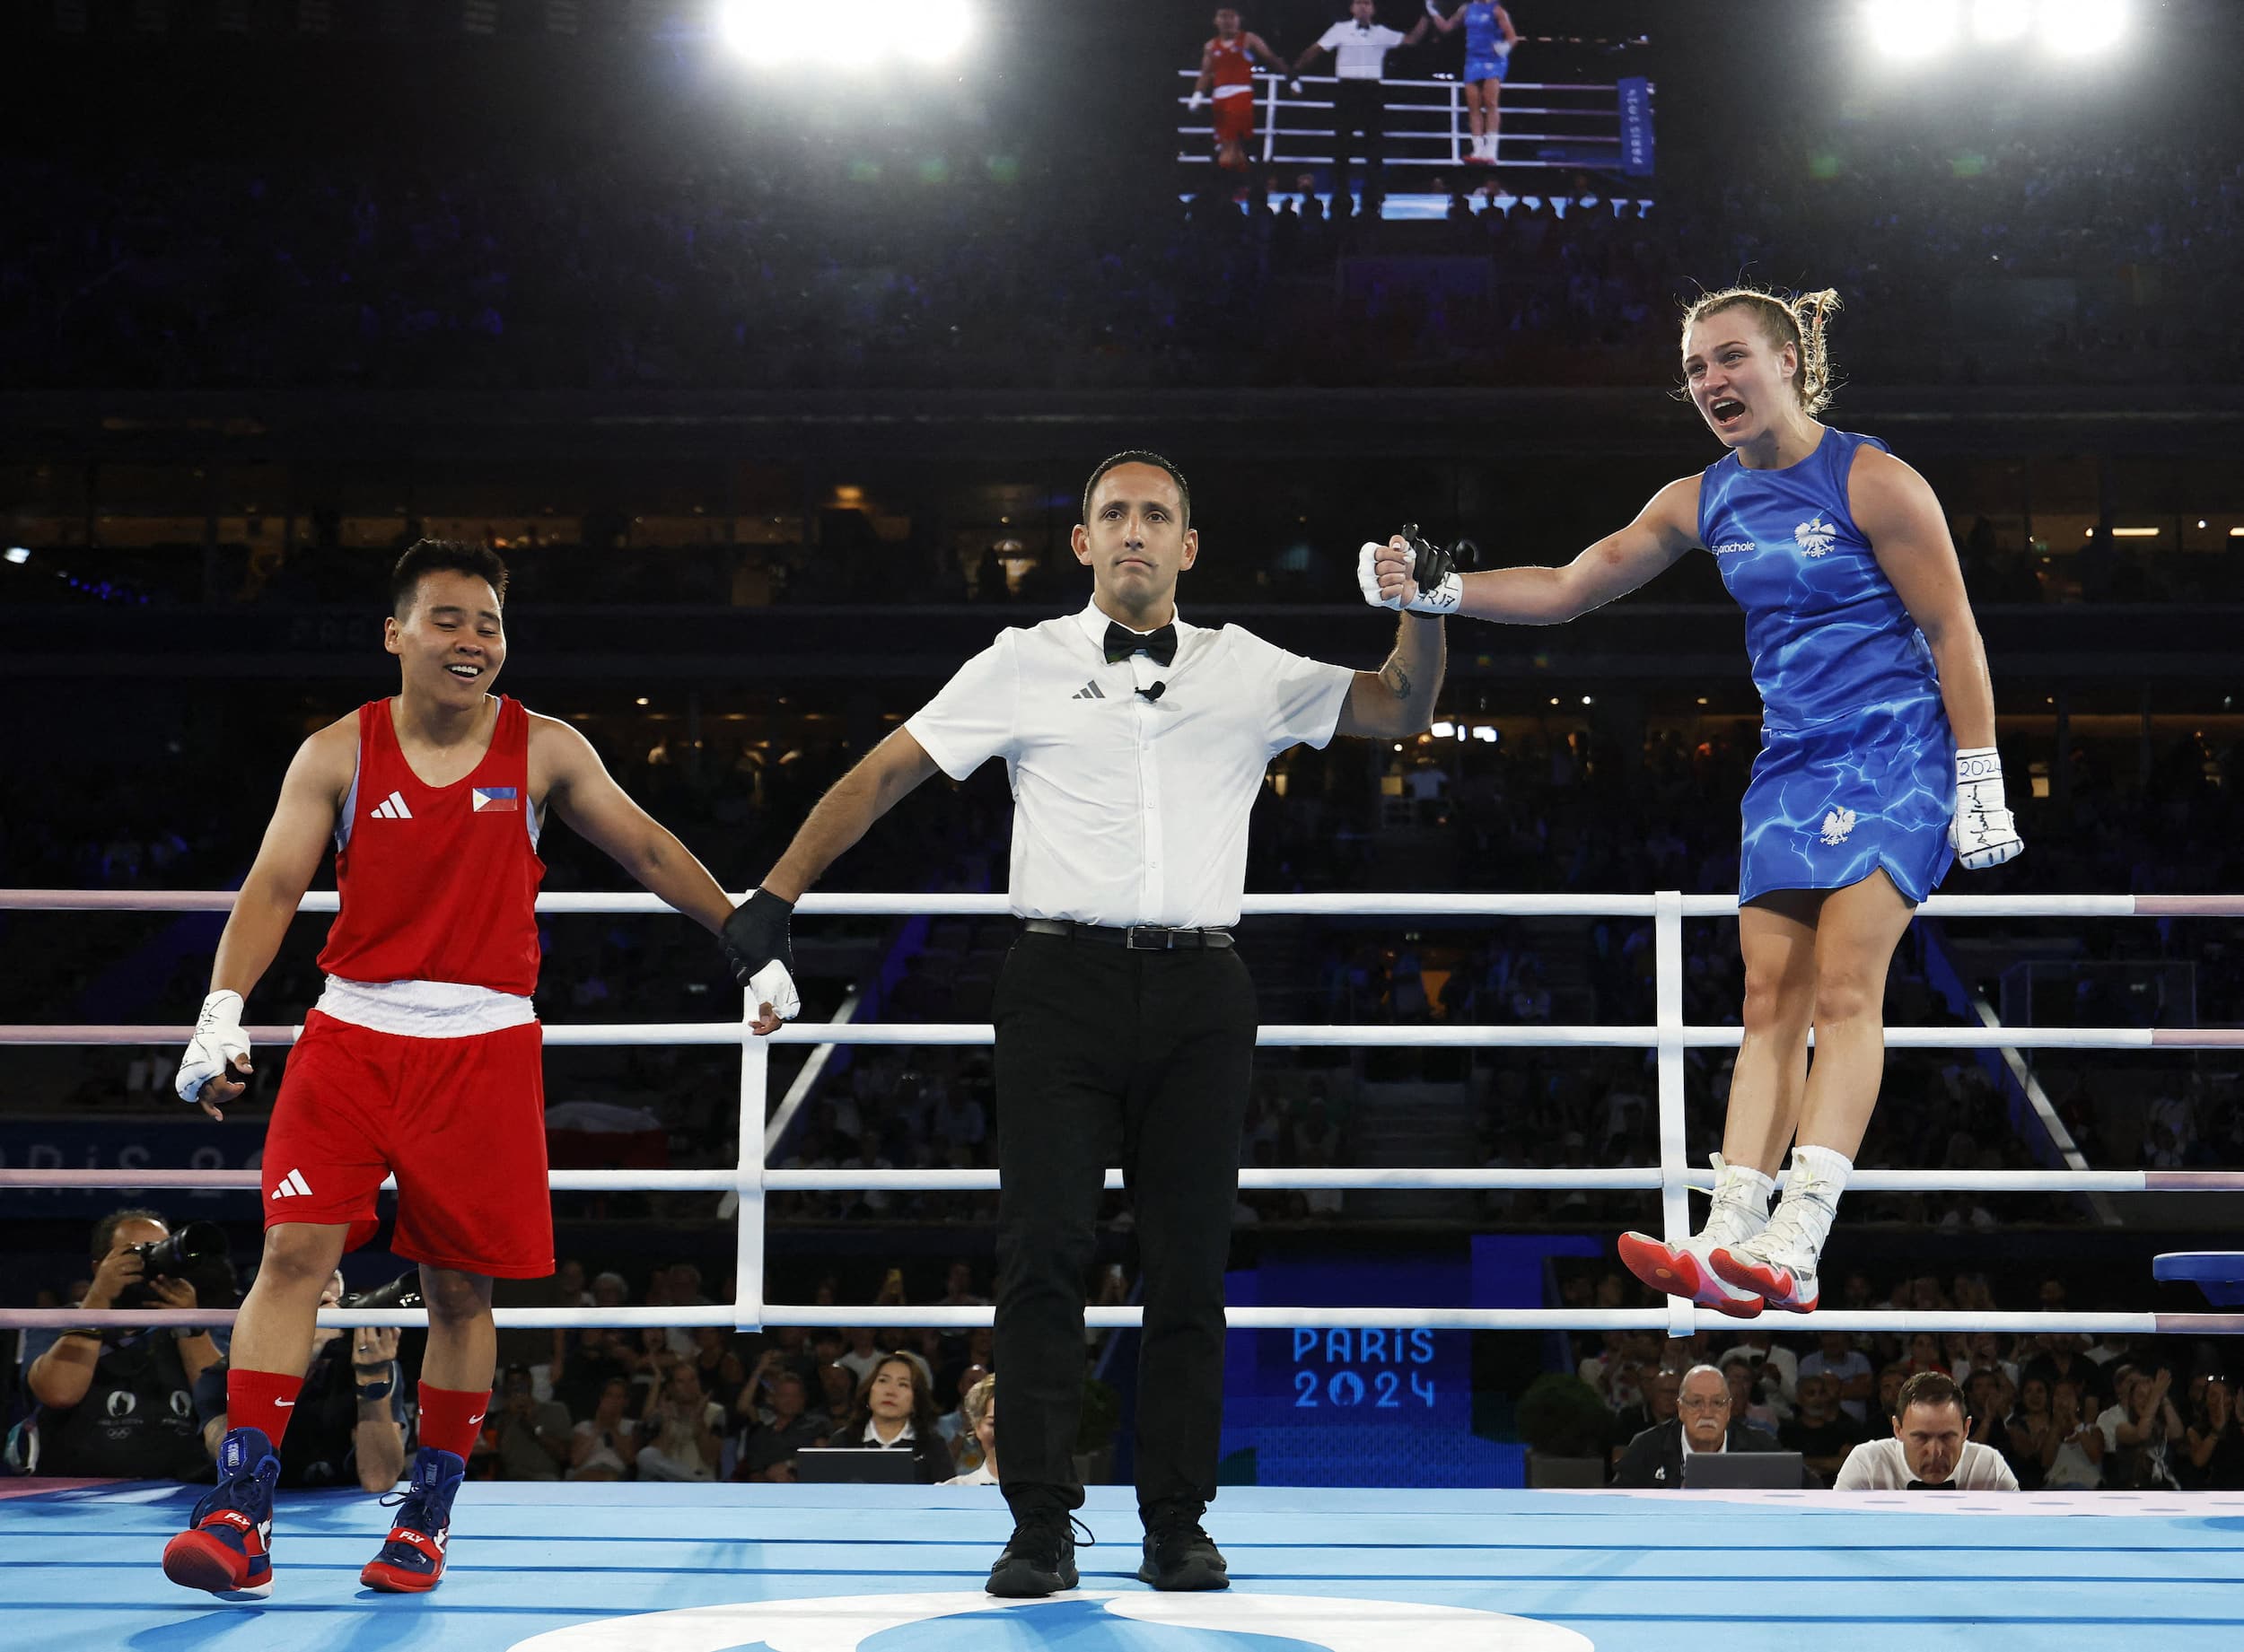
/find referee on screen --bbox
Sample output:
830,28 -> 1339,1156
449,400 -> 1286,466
720,450 -> 1444,1597
1293,1 -> 1435,215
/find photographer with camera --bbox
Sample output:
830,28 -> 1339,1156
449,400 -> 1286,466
192,1270 -> 408,1494
18,1209 -> 232,1480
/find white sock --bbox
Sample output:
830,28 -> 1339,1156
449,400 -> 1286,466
1779,1144 -> 1853,1255
1701,1153 -> 1773,1243
1713,1154 -> 1775,1214
1476,133 -> 1493,160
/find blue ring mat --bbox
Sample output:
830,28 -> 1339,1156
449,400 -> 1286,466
4,1480 -> 2240,1649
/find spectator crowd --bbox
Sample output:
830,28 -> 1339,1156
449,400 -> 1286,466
1567,1263 -> 2244,1490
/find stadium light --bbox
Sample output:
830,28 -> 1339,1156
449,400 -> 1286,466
2037,0 -> 2126,56
715,0 -> 973,68
901,0 -> 974,63
1969,0 -> 2031,44
1864,0 -> 1962,60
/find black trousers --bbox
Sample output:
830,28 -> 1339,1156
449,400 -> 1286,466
990,931 -> 1258,1516
1333,78 -> 1387,206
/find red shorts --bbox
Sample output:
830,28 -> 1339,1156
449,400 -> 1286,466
1213,93 -> 1254,147
261,1009 -> 553,1279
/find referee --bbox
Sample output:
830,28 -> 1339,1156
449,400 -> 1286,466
721,450 -> 1444,1596
1293,1 -> 1435,216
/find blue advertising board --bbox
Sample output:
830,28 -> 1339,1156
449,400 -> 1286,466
1618,75 -> 1656,177
0,1118 -> 268,1218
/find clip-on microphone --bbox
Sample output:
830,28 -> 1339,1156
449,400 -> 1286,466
1136,682 -> 1166,703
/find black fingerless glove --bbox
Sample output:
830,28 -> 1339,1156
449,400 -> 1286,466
719,889 -> 795,985
1398,522 -> 1474,590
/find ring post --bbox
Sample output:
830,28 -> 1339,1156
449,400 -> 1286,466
1654,889 -> 1695,1336
734,994 -> 768,1333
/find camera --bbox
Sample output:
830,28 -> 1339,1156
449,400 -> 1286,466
117,1221 -> 230,1307
341,1272 -> 425,1313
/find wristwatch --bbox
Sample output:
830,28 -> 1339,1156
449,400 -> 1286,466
356,1359 -> 398,1403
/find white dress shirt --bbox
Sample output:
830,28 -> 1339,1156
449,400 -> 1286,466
1831,1436 -> 2020,1491
1318,20 -> 1407,78
906,600 -> 1354,929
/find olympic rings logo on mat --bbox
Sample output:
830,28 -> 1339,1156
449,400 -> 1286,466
502,1590 -> 1592,1651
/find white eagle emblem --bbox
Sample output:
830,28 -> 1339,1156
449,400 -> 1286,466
1819,808 -> 1857,845
1795,515 -> 1836,558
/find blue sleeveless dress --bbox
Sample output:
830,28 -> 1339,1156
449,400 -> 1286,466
1696,426 -> 1957,905
1463,3 -> 1508,83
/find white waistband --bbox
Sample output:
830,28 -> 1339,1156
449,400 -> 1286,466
316,976 -> 538,1038
1213,83 -> 1252,98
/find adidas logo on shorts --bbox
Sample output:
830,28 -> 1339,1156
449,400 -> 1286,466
269,1168 -> 314,1201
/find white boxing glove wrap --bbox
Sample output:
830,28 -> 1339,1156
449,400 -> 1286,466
1950,747 -> 2024,870
176,990 -> 250,1106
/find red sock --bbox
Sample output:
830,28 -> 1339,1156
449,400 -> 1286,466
416,1381 -> 491,1461
227,1367 -> 304,1449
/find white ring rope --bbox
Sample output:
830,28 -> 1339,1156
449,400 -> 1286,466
9,889 -> 2244,917
6,1021 -> 2242,1052
4,887 -> 2237,1339
3,1167 -> 2239,1194
2,1306 -> 2239,1335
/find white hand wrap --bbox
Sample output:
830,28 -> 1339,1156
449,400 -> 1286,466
1950,747 -> 2024,870
1405,559 -> 1464,615
1355,541 -> 1462,615
747,960 -> 802,1024
1357,541 -> 1400,610
176,990 -> 250,1105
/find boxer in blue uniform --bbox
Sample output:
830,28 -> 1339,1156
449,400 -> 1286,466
1427,1 -> 1519,164
1359,285 -> 2022,1315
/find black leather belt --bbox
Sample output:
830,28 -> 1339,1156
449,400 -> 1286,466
1022,918 -> 1235,950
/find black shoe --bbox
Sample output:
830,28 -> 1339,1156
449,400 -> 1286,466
986,1507 -> 1086,1597
1137,1500 -> 1229,1591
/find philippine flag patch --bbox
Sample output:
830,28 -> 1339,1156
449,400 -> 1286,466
471,787 -> 520,813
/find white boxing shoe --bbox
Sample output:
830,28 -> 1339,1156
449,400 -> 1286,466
1710,1224 -> 1820,1314
1710,1153 -> 1841,1315
1618,1155 -> 1768,1319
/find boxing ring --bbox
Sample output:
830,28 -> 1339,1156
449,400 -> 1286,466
4,887 -> 2242,1649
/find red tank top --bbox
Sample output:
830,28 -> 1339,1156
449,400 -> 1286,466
1209,35 -> 1253,92
317,696 -> 545,996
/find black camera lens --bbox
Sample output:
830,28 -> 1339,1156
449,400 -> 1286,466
342,1272 -> 425,1313
129,1221 -> 230,1281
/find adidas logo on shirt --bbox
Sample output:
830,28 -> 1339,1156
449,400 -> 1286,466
370,791 -> 413,820
269,1168 -> 314,1201
1071,681 -> 1106,700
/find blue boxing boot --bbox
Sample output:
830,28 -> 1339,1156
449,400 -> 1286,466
359,1446 -> 466,1593
162,1427 -> 281,1602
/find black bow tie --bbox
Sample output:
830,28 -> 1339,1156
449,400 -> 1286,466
1906,1480 -> 1959,1490
1105,621 -> 1177,667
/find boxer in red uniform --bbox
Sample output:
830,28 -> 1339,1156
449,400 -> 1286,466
162,539 -> 738,1603
1189,8 -> 1283,174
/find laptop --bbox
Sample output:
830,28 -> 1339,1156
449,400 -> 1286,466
794,1447 -> 920,1486
1681,1450 -> 1805,1490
